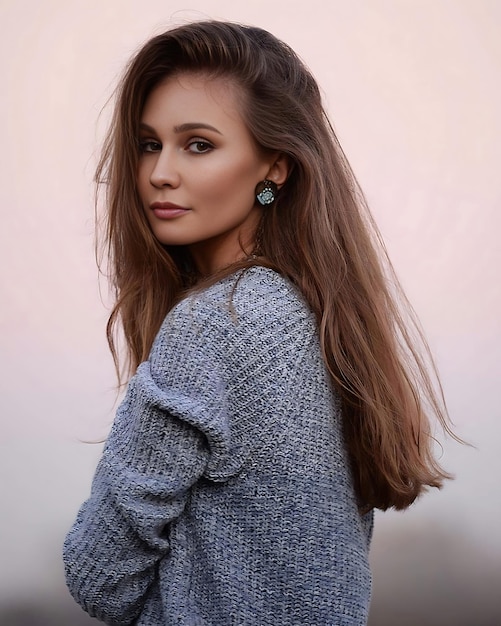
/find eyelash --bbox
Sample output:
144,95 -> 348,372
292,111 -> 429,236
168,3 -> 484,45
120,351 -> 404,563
138,138 -> 214,154
187,140 -> 213,154
139,140 -> 161,153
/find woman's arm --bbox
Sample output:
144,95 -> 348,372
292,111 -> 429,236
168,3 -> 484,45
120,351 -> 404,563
63,268 -> 323,624
63,362 -> 210,625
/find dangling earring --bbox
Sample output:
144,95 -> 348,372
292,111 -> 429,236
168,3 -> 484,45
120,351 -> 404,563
255,179 -> 278,206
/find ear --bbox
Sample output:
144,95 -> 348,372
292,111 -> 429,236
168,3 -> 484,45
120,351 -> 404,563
266,153 -> 290,188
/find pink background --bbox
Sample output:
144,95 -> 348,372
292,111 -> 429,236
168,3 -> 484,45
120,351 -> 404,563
1,1 -> 499,623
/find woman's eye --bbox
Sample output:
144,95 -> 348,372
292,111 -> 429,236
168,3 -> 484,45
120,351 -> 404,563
139,140 -> 161,153
187,140 -> 213,154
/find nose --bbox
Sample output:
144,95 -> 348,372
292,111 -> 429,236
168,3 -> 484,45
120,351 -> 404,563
149,149 -> 180,188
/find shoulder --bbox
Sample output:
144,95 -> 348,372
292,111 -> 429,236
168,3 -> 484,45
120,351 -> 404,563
170,266 -> 312,335
149,266 -> 317,376
145,266 -> 328,481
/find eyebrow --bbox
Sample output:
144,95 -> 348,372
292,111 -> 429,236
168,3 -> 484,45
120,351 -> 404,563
139,122 -> 222,135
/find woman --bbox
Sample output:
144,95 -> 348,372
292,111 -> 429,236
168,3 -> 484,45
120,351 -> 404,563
63,21 -> 454,625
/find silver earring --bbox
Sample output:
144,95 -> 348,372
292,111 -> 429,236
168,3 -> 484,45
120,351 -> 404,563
255,179 -> 278,206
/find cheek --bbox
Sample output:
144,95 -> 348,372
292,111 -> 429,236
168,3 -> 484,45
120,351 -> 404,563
198,157 -> 261,204
202,177 -> 254,213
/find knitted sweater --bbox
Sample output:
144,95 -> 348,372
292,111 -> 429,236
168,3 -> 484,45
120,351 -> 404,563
63,266 -> 373,625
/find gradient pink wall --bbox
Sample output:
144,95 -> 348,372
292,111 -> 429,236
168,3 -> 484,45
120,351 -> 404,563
1,1 -> 499,624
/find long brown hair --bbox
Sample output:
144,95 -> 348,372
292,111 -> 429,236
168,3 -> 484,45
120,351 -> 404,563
96,20 -> 457,511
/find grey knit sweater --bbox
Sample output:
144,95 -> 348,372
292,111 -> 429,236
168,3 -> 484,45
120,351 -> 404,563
63,266 -> 373,625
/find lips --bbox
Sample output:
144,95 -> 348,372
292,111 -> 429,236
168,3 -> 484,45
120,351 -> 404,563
150,202 -> 191,219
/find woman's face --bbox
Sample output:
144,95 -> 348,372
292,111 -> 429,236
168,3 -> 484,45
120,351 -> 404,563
137,73 -> 279,274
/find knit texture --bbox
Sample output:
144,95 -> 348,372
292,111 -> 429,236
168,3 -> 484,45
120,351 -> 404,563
63,266 -> 373,625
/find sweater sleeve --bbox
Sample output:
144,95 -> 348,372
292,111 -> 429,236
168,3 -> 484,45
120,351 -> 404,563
63,268 -> 324,624
63,315 -> 231,625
